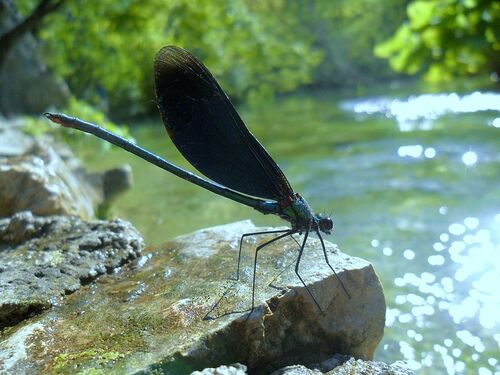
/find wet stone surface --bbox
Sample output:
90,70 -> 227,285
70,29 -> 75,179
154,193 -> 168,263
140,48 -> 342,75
0,220 -> 385,374
0,211 -> 144,328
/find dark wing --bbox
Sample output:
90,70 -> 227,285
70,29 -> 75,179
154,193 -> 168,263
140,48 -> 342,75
154,46 -> 293,201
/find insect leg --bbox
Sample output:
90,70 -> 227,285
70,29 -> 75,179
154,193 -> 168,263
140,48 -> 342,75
315,229 -> 351,298
236,229 -> 291,281
250,229 -> 296,313
295,228 -> 325,315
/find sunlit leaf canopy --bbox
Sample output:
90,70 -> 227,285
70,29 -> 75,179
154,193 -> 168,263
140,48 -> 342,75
15,0 -> 408,115
36,0 -> 324,114
375,0 -> 500,82
15,0 -> 499,117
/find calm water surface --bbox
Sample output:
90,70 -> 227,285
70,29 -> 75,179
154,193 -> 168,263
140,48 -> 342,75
78,86 -> 500,374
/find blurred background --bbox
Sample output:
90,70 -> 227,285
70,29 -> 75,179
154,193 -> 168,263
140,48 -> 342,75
1,0 -> 499,374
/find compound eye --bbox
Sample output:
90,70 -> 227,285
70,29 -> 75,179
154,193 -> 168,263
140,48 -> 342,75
319,217 -> 333,233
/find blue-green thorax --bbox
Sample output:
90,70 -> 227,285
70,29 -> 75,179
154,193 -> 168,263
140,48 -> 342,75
253,193 -> 334,234
277,193 -> 332,233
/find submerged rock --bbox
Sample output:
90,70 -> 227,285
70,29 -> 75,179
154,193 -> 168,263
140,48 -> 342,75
0,211 -> 144,328
0,220 -> 385,374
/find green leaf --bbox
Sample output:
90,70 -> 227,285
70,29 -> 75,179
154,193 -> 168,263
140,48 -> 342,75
408,1 -> 436,29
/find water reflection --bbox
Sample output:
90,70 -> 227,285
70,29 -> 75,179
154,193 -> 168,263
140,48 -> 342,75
383,213 -> 499,373
462,151 -> 478,166
81,87 -> 499,374
424,148 -> 436,158
397,144 -> 439,159
339,90 -> 499,373
398,145 -> 423,158
341,91 -> 500,131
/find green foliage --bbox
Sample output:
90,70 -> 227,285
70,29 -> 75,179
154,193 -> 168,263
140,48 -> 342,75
13,0 -> 420,117
34,0 -> 323,115
15,0 -> 38,16
63,97 -> 132,139
375,0 -> 500,82
38,0 -> 166,116
297,0 -> 410,86
22,97 -> 132,145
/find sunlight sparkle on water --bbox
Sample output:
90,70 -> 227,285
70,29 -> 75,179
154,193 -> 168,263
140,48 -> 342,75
388,214 -> 500,374
398,145 -> 423,158
331,89 -> 498,373
439,206 -> 449,215
428,255 -> 445,265
449,223 -> 466,235
403,249 -> 415,260
383,247 -> 393,256
424,147 -> 436,158
433,242 -> 445,251
386,308 -> 400,326
464,217 -> 479,230
462,151 -> 478,166
341,91 -> 500,131
421,272 -> 436,283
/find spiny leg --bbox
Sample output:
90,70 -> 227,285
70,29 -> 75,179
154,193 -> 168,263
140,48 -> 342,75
250,229 -> 296,314
202,279 -> 240,321
236,229 -> 291,281
315,229 -> 351,298
204,229 -> 293,320
268,234 -> 302,288
295,228 -> 325,315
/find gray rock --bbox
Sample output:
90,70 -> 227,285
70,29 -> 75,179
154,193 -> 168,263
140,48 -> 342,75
0,142 -> 97,219
272,355 -> 415,374
0,117 -> 35,156
0,133 -> 133,219
272,365 -> 322,375
0,211 -> 144,327
101,164 -> 133,202
0,0 -> 70,116
191,363 -> 248,375
326,357 -> 414,374
0,220 -> 385,374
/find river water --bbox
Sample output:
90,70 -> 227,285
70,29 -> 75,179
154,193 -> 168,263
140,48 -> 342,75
79,86 -> 500,374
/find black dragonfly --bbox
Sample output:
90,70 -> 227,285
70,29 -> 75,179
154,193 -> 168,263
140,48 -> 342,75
45,46 -> 350,316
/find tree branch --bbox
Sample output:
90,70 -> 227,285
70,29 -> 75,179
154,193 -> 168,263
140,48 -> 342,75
0,0 -> 66,68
